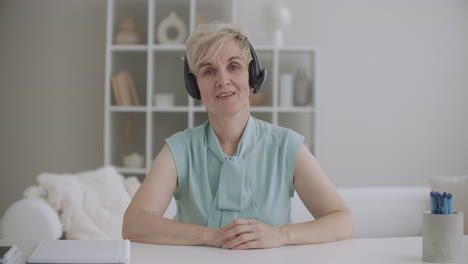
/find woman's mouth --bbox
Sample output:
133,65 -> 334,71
216,92 -> 235,99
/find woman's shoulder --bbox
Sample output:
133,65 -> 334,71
253,117 -> 302,139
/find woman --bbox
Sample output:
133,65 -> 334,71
122,22 -> 354,250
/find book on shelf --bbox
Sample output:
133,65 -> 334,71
0,245 -> 21,264
126,72 -> 140,106
111,74 -> 123,105
27,240 -> 130,264
111,71 -> 140,106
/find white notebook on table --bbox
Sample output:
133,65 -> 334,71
27,240 -> 130,264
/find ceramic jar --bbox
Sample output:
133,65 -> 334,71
114,18 -> 141,45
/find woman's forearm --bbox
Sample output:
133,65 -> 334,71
122,206 -> 220,247
281,209 -> 355,245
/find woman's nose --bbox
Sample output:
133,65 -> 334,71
216,71 -> 231,87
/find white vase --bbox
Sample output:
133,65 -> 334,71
280,73 -> 294,107
157,12 -> 187,45
263,2 -> 292,46
154,93 -> 175,107
293,69 -> 312,106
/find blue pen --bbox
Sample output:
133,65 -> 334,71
430,191 -> 436,214
438,192 -> 444,214
447,193 -> 453,214
442,192 -> 448,214
436,192 -> 442,214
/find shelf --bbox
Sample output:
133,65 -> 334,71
104,0 -> 318,171
110,112 -> 146,168
110,106 -> 147,112
116,167 -> 147,174
111,45 -> 148,51
251,106 -> 315,113
108,106 -> 315,113
151,106 -> 190,112
193,106 -> 207,112
152,44 -> 186,51
276,106 -> 315,113
250,106 -> 274,112
126,44 -> 317,53
193,106 -> 313,113
278,112 -> 315,150
152,112 -> 188,157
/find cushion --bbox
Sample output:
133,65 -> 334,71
0,197 -> 62,240
429,176 -> 468,234
35,166 -> 139,240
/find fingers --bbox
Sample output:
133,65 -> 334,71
221,221 -> 257,241
220,219 -> 262,250
231,241 -> 258,250
222,218 -> 255,231
218,219 -> 286,250
222,232 -> 260,249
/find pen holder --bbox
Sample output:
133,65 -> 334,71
422,211 -> 464,263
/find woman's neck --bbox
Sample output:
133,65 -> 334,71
208,110 -> 250,156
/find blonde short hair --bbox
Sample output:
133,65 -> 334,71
185,22 -> 252,76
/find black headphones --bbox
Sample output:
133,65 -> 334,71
183,40 -> 267,100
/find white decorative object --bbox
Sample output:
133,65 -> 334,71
263,1 -> 292,46
157,12 -> 187,45
294,69 -> 312,106
114,17 -> 141,45
123,152 -> 144,168
154,93 -> 175,107
280,73 -> 294,107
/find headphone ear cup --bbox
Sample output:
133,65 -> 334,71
184,57 -> 201,100
247,41 -> 266,93
188,73 -> 200,99
186,73 -> 200,100
248,60 -> 257,89
248,57 -> 266,93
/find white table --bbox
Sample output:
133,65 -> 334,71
1,236 -> 467,264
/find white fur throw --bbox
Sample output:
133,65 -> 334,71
24,166 -> 140,240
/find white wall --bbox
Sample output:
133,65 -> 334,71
1,0 -> 467,214
0,0 -> 107,214
238,0 -> 468,186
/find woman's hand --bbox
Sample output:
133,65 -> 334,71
219,219 -> 289,250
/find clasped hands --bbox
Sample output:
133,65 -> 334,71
211,219 -> 288,250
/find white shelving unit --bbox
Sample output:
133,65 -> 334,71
104,0 -> 318,178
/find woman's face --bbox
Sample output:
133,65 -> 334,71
196,39 -> 251,117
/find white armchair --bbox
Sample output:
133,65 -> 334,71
1,197 -> 62,240
0,166 -> 140,240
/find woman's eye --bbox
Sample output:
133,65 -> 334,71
204,69 -> 214,75
230,65 -> 239,71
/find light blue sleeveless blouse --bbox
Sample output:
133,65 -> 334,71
165,116 -> 304,228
